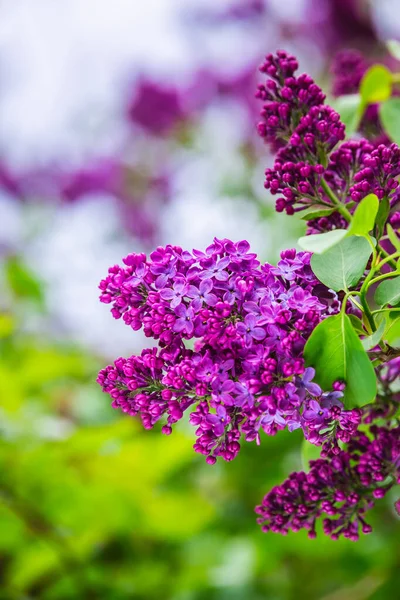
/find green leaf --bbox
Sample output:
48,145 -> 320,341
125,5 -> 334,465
0,313 -> 14,338
348,314 -> 366,336
5,256 -> 45,307
347,193 -> 379,236
304,313 -> 377,408
298,229 -> 347,254
360,65 -> 392,105
380,97 -> 400,145
310,236 -> 372,291
300,205 -> 336,220
384,312 -> 400,347
387,39 -> 400,61
332,93 -> 363,136
301,439 -> 321,471
361,317 -> 386,351
387,223 -> 400,251
374,276 -> 400,307
374,196 -> 390,239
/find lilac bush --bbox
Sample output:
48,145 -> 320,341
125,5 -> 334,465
98,51 -> 400,540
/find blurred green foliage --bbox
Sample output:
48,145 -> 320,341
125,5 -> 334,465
1,260 -> 399,600
4,256 -> 45,309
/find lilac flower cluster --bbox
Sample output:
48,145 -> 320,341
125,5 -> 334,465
324,139 -> 373,195
265,139 -> 372,219
257,51 -> 400,233
97,51 -> 400,541
256,51 -> 325,150
0,156 -> 171,245
331,49 -> 368,97
281,105 -> 345,162
127,78 -> 187,135
257,52 -> 346,220
349,143 -> 400,202
97,238 -> 349,463
255,424 -> 400,540
264,161 -> 325,215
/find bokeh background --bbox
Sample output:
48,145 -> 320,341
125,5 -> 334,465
1,1 -> 399,598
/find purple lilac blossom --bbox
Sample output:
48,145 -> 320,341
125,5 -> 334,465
98,50 -> 400,540
97,238 -> 350,465
331,49 -> 368,97
256,51 -> 325,151
0,157 -> 171,245
257,51 -> 400,236
256,424 -> 400,540
126,78 -> 187,135
0,161 -> 21,197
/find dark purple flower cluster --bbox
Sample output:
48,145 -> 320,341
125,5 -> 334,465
0,156 -> 171,245
97,239 -> 347,463
283,105 -> 345,162
306,0 -> 376,52
265,160 -> 325,215
331,49 -> 368,97
390,211 -> 400,229
349,143 -> 400,202
256,51 -> 325,149
264,139 -> 373,218
255,424 -> 400,540
0,161 -> 21,198
257,52 -> 346,220
256,52 -> 400,232
324,139 -> 373,195
127,78 -> 187,135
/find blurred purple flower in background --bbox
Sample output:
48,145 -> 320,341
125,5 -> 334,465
127,78 -> 187,135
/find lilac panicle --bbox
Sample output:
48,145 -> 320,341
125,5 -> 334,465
97,50 -> 400,541
264,138 -> 372,218
256,51 -> 325,150
256,424 -> 400,540
98,239 -> 347,464
127,78 -> 187,135
349,143 -> 400,202
257,51 -> 400,234
331,49 -> 368,97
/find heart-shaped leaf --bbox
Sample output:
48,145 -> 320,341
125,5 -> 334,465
348,314 -> 366,336
380,97 -> 400,146
374,276 -> 400,307
384,312 -> 400,348
374,196 -> 390,240
387,224 -> 400,252
304,313 -> 377,408
361,318 -> 386,351
300,206 -> 336,220
360,65 -> 392,105
310,236 -> 372,291
347,193 -> 379,237
298,229 -> 347,254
